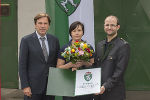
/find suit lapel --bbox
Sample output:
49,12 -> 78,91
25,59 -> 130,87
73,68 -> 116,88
32,32 -> 46,62
100,38 -> 114,63
101,43 -> 113,62
95,41 -> 104,64
46,34 -> 52,62
101,36 -> 118,62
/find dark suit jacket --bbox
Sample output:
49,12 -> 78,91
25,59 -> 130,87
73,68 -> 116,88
95,36 -> 130,100
19,32 -> 60,94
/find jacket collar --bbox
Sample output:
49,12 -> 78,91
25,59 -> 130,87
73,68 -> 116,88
105,36 -> 118,44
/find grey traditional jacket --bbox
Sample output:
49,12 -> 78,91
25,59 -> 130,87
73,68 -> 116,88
95,36 -> 130,100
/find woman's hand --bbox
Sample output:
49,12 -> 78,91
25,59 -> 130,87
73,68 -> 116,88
74,61 -> 83,68
57,59 -> 77,69
72,59 -> 94,70
75,60 -> 93,67
71,61 -> 82,71
72,67 -> 78,71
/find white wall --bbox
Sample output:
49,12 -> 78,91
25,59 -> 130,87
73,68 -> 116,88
18,0 -> 45,88
18,0 -> 45,45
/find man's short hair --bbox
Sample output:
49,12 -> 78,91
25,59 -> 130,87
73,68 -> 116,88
34,13 -> 51,25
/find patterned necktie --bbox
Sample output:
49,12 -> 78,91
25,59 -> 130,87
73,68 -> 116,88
40,37 -> 48,61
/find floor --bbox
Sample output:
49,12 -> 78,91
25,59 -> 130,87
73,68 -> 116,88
1,88 -> 150,100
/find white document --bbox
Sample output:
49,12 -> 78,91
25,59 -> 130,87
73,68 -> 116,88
75,68 -> 101,96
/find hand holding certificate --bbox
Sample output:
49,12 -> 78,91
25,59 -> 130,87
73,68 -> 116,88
46,67 -> 101,96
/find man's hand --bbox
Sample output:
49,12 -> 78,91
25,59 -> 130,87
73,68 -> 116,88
23,87 -> 32,97
95,86 -> 105,95
100,86 -> 105,94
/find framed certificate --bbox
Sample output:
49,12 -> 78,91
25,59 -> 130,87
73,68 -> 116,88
75,68 -> 101,95
46,67 -> 101,96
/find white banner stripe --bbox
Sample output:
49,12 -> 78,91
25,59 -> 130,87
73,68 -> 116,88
69,0 -> 95,49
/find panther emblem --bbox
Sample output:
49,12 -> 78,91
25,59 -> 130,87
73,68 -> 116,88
56,0 -> 81,16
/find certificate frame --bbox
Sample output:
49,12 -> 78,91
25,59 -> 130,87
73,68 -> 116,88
46,67 -> 101,96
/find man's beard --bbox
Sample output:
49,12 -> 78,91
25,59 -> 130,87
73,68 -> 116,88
107,31 -> 117,37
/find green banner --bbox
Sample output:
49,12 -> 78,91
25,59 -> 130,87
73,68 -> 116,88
45,0 -> 69,47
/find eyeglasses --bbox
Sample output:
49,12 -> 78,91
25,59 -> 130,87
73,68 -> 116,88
104,24 -> 118,28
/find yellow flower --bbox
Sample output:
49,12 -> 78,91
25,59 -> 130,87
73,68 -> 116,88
71,49 -> 75,53
83,44 -> 87,48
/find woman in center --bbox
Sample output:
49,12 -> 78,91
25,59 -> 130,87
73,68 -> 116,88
57,21 -> 94,100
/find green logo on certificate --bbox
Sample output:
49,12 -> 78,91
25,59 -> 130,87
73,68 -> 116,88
84,72 -> 92,81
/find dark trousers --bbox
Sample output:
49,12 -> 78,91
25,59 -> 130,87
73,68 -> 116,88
93,95 -> 101,100
93,95 -> 125,100
63,95 -> 93,100
24,94 -> 55,100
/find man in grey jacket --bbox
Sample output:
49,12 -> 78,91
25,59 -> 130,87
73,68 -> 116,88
94,15 -> 130,100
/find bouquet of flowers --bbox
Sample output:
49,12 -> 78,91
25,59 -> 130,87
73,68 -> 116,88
61,41 -> 94,64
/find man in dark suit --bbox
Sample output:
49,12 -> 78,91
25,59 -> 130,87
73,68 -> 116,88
19,13 -> 60,100
94,15 -> 130,100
